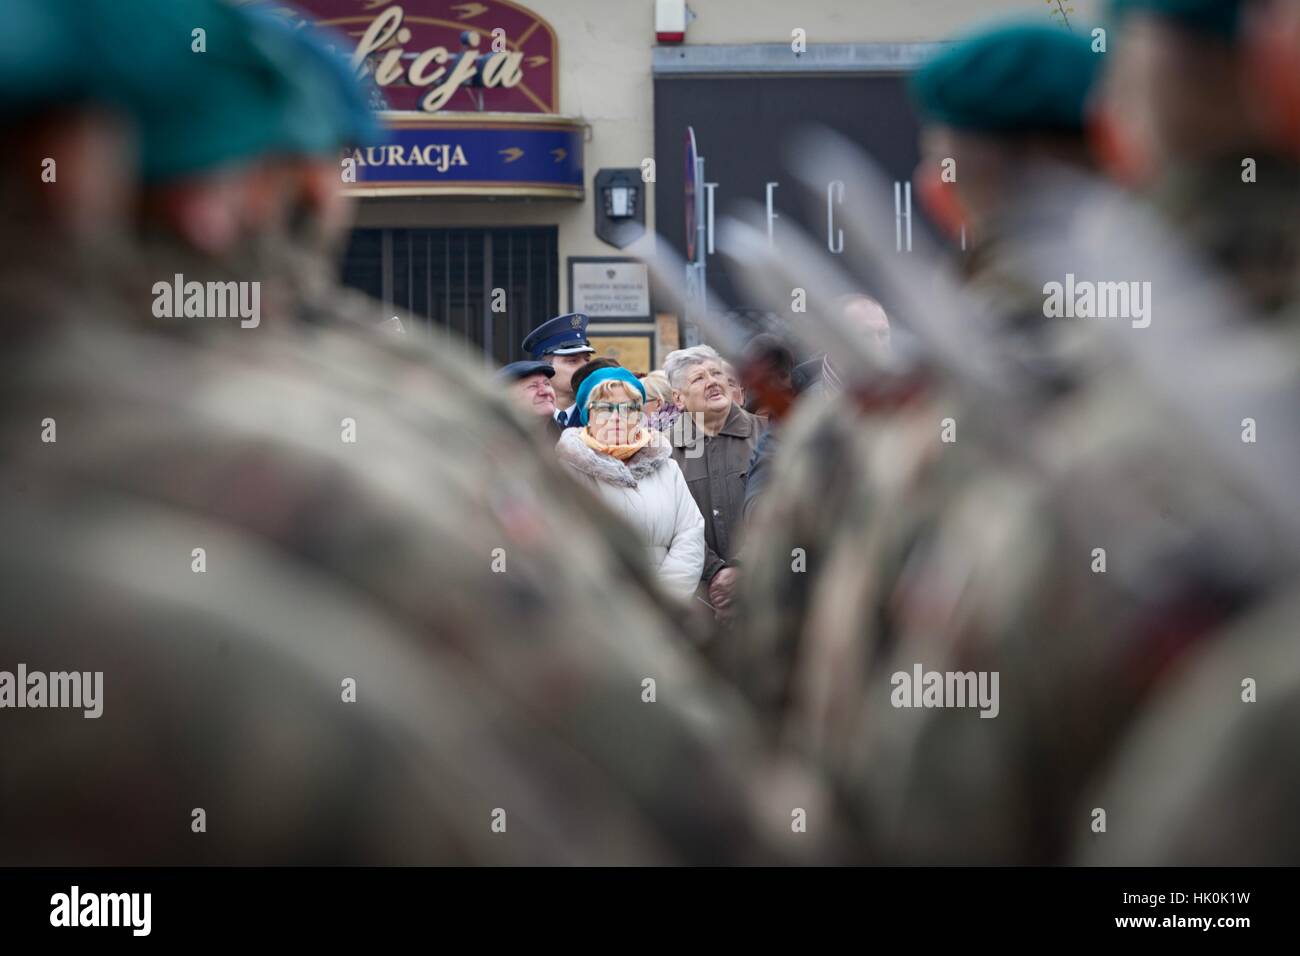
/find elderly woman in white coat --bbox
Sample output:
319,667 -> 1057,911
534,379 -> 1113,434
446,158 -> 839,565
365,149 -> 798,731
556,367 -> 704,602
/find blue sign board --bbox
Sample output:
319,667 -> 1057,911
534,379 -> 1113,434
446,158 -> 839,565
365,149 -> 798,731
346,115 -> 584,198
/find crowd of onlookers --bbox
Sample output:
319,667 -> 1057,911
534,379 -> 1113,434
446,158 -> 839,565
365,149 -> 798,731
496,300 -> 891,622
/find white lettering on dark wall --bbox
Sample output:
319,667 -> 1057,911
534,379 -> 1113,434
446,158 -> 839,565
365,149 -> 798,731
698,178 -> 906,257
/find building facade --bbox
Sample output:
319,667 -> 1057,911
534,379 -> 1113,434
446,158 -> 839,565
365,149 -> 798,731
293,0 -> 1102,370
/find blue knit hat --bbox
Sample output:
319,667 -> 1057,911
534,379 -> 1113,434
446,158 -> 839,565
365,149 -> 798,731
575,368 -> 648,426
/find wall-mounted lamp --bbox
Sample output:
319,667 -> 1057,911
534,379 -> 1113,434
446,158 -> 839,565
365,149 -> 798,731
595,168 -> 646,248
604,180 -> 638,219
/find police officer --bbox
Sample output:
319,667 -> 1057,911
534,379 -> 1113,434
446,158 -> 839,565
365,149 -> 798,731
521,312 -> 596,429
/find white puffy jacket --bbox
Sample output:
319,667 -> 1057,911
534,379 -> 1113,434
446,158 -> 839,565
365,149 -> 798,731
556,428 -> 704,601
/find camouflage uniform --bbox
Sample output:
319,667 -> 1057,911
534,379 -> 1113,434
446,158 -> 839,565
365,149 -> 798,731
732,22 -> 1106,773
843,338 -> 1298,862
0,0 -> 838,866
731,378 -> 937,741
1149,154 -> 1300,333
733,167 -> 1095,760
842,133 -> 1300,865
3,220 -> 839,863
737,12 -> 1300,862
1074,586 -> 1300,865
741,180 -> 1297,863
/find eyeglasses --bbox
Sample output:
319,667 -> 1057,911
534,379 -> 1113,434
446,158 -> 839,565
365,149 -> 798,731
588,401 -> 642,417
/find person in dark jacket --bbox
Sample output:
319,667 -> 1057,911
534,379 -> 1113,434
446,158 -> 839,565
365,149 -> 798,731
663,345 -> 766,621
742,428 -> 779,523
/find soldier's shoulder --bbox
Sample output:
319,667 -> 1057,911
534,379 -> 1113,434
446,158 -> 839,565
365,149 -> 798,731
1076,585 -> 1300,865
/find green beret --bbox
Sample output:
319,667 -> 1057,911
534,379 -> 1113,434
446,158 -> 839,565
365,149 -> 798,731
0,0 -> 95,120
27,0 -> 311,181
911,22 -> 1102,134
124,0 -> 305,181
1108,0 -> 1245,39
241,5 -> 383,151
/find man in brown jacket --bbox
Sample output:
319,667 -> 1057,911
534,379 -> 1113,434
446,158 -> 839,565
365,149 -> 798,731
664,345 -> 767,620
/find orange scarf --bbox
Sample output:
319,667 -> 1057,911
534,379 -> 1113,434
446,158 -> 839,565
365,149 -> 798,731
581,426 -> 651,461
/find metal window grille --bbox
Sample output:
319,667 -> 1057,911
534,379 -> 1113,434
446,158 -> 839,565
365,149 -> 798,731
341,226 -> 559,366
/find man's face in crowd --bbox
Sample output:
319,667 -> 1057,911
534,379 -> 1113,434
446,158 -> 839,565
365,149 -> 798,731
843,297 -> 891,352
511,373 -> 556,417
547,352 -> 590,401
675,360 -> 732,415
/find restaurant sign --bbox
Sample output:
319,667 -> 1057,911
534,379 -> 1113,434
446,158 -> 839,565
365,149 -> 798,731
344,114 -> 583,198
291,0 -> 559,114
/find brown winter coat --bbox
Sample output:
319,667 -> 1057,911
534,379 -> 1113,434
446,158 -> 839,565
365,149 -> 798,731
669,402 -> 766,584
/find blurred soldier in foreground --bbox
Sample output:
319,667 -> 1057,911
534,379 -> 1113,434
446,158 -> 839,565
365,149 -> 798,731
1076,585 -> 1300,865
1076,0 -> 1300,865
1094,0 -> 1300,322
243,7 -> 393,332
844,0 -> 1300,864
732,22 -> 1105,758
1248,0 -> 1300,157
0,0 -> 827,865
732,5 -> 1298,865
